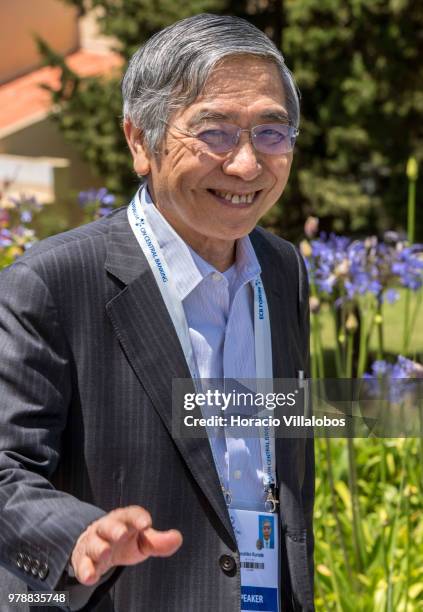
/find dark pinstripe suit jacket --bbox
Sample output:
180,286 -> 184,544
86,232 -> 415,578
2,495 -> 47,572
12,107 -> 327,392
0,207 -> 314,611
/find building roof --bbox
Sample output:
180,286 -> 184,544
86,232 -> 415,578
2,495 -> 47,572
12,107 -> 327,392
0,49 -> 123,137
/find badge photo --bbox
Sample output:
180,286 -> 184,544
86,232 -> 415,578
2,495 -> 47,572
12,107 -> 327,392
258,515 -> 274,549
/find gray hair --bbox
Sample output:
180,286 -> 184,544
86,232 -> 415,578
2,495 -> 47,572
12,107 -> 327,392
122,13 -> 300,153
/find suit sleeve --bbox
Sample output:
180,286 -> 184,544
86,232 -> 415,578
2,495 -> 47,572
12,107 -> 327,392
0,262 -> 107,597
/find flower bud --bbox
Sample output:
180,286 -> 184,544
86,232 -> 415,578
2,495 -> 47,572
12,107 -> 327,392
379,508 -> 388,527
346,313 -> 358,333
338,333 -> 346,345
411,360 -> 423,378
309,296 -> 320,313
335,259 -> 349,276
374,313 -> 383,325
406,157 -> 418,181
299,239 -> 312,258
304,216 -> 319,239
384,231 -> 399,244
364,236 -> 378,249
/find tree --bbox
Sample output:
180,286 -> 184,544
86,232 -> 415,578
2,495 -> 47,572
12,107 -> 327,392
42,0 -> 423,239
282,0 -> 423,239
39,0 -> 225,197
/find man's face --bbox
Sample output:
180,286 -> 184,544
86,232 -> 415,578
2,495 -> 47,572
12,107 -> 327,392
263,521 -> 272,541
129,56 -> 293,250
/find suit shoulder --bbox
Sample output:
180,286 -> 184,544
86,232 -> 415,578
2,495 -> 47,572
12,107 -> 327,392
252,225 -> 309,305
252,225 -> 301,262
9,207 -> 127,276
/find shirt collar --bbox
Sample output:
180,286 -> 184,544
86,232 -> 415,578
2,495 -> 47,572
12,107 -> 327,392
138,186 -> 202,301
137,185 -> 261,299
234,233 -> 262,289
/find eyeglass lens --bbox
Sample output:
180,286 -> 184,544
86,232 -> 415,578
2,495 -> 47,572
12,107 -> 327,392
194,123 -> 297,154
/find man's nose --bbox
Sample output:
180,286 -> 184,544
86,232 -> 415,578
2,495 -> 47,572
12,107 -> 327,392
222,136 -> 262,181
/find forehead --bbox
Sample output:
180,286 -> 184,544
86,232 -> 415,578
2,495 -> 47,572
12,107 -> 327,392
179,56 -> 288,124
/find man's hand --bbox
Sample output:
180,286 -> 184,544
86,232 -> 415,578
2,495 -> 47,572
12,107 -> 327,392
70,506 -> 183,586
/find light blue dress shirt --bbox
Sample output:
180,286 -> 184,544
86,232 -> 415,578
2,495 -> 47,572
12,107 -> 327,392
141,186 -> 269,511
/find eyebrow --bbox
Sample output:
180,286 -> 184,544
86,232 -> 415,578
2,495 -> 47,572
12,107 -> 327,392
187,108 -> 290,127
260,110 -> 290,123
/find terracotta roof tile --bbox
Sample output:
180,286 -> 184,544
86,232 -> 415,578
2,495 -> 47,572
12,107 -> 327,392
0,50 -> 123,134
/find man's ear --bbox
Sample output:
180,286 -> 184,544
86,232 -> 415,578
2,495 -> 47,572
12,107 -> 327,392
123,120 -> 151,176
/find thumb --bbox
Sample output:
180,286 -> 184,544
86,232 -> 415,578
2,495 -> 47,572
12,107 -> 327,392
138,527 -> 183,558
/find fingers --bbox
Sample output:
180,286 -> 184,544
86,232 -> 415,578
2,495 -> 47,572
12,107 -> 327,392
138,528 -> 183,558
77,555 -> 98,586
72,531 -> 112,585
84,533 -> 111,561
95,506 -> 151,543
104,527 -> 183,567
71,506 -> 181,586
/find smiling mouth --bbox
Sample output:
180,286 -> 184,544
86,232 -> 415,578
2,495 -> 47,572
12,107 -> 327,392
207,189 -> 260,205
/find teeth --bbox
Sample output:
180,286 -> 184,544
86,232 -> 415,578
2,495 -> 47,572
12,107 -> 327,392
214,190 -> 256,204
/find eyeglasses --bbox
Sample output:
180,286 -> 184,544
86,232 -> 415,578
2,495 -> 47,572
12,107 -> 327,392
171,122 -> 299,155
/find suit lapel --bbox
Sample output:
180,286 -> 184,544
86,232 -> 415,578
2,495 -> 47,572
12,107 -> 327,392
104,210 -> 235,543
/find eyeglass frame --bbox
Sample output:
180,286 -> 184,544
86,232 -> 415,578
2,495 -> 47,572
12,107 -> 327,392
164,121 -> 300,155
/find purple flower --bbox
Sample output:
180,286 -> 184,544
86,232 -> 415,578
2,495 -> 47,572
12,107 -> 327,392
96,187 -> 108,200
371,360 -> 390,376
8,194 -> 42,212
101,194 -> 115,206
78,188 -> 116,217
0,229 -> 13,247
365,356 -> 423,381
78,189 -> 97,207
392,356 -> 419,378
363,356 -> 423,406
305,231 -> 423,303
20,210 -> 32,223
383,289 -> 400,304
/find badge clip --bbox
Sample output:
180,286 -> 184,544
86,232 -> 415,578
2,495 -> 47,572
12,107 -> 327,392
265,485 -> 279,513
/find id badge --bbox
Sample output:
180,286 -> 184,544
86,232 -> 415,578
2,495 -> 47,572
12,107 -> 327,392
229,509 -> 279,612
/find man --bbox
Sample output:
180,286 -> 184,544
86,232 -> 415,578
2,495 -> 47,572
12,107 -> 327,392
261,518 -> 274,550
0,13 -> 314,612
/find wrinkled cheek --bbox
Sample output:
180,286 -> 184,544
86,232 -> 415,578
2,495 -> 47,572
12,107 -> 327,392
276,162 -> 292,191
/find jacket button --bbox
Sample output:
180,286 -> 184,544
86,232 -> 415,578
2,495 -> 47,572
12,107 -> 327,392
31,560 -> 40,576
38,562 -> 49,580
23,554 -> 31,573
219,554 -> 236,576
